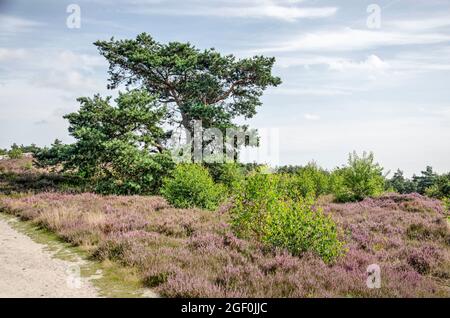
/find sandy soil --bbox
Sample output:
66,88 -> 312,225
0,218 -> 99,298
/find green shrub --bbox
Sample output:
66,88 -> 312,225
387,169 -> 417,194
332,151 -> 385,202
204,162 -> 245,192
294,164 -> 330,198
230,173 -> 280,239
263,197 -> 344,263
442,197 -> 449,212
230,173 -> 344,263
8,147 -> 23,159
161,164 -> 225,210
425,173 -> 450,200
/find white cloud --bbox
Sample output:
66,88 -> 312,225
130,0 -> 337,21
328,55 -> 390,72
304,113 -> 320,120
386,16 -> 450,31
0,48 -> 107,92
0,48 -> 27,61
256,27 -> 450,52
0,14 -> 43,33
271,87 -> 352,96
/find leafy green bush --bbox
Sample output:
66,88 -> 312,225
230,173 -> 344,263
332,152 -> 385,202
387,169 -> 417,194
8,147 -> 23,159
263,197 -> 344,263
204,162 -> 245,192
424,173 -> 449,200
294,164 -> 330,198
442,197 -> 449,212
161,164 -> 225,210
94,143 -> 174,195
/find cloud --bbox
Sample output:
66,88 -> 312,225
0,14 -> 43,33
304,113 -> 320,120
328,55 -> 390,72
270,87 -> 352,96
0,48 -> 27,61
256,27 -> 450,52
129,0 -> 337,21
278,54 -> 390,72
0,48 -> 106,92
386,16 -> 450,31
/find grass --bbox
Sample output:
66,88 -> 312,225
0,192 -> 448,297
0,159 -> 449,297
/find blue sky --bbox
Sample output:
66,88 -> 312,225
1,0 -> 449,175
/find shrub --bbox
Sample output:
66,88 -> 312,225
413,166 -> 438,195
425,173 -> 450,200
204,162 -> 245,192
8,147 -> 23,159
443,197 -> 450,212
161,164 -> 225,210
332,151 -> 385,202
230,173 -> 344,263
294,163 -> 330,198
387,169 -> 417,194
93,142 -> 175,195
263,197 -> 344,263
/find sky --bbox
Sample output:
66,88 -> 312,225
0,0 -> 449,176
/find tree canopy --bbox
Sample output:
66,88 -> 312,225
35,34 -> 281,194
94,33 -> 281,132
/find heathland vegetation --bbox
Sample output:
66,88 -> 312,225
0,34 -> 448,297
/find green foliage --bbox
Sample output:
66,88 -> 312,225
230,173 -> 344,263
161,164 -> 225,210
263,197 -> 344,263
0,148 -> 7,156
35,139 -> 72,168
332,151 -> 385,202
413,166 -> 438,195
35,90 -> 173,195
293,163 -> 330,198
8,144 -> 23,159
276,165 -> 303,174
19,143 -> 41,154
204,162 -> 245,192
94,33 -> 281,136
443,197 -> 450,212
425,173 -> 450,200
387,169 -> 417,194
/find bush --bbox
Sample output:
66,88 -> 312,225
387,169 -> 417,194
263,197 -> 344,263
204,162 -> 245,192
161,164 -> 225,210
8,148 -> 23,159
293,163 -> 330,198
332,151 -> 385,202
425,173 -> 450,200
230,173 -> 344,263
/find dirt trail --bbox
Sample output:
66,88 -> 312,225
0,217 -> 99,298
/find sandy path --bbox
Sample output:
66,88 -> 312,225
0,217 -> 99,298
